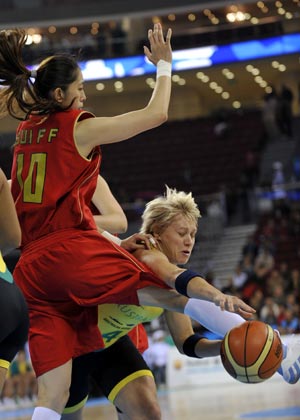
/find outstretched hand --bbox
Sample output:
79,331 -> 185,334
120,233 -> 157,253
214,294 -> 256,319
144,22 -> 172,66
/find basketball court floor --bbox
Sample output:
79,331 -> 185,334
1,374 -> 299,420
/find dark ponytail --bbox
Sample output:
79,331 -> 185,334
0,28 -> 80,119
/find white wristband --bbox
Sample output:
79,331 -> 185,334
156,59 -> 172,78
101,230 -> 122,246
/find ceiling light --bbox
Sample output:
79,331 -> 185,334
96,83 -> 105,91
32,34 -> 42,44
70,27 -> 78,35
114,81 -> 123,89
222,92 -> 230,99
236,11 -> 246,21
226,12 -> 236,22
233,101 -> 241,109
278,64 -> 286,71
48,26 -> 56,34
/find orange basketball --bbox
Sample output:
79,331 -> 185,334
220,320 -> 283,383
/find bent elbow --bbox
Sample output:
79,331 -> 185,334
151,112 -> 168,128
156,111 -> 168,126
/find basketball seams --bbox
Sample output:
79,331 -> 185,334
246,325 -> 273,378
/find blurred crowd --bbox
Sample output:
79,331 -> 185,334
0,343 -> 37,411
209,200 -> 300,336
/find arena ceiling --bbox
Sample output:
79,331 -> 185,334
0,0 -> 299,120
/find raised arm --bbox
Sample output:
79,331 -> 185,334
75,23 -> 172,155
0,169 -> 21,255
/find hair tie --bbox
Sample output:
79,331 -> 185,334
30,69 -> 37,79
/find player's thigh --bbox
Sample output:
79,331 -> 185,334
90,336 -> 161,419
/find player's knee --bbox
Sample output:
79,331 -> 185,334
137,397 -> 161,420
145,400 -> 161,420
116,397 -> 161,420
38,385 -> 70,413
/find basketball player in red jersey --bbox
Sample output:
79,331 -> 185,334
0,26 -> 255,420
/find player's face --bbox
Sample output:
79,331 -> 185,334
63,70 -> 86,109
156,214 -> 197,265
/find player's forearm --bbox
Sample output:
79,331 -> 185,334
185,276 -> 224,302
94,213 -> 128,234
135,249 -> 222,301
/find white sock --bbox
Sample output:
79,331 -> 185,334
184,299 -> 245,337
32,407 -> 61,420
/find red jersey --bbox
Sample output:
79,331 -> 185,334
9,108 -> 169,377
11,109 -> 100,247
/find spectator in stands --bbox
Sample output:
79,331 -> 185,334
285,292 -> 298,312
264,269 -> 284,298
248,288 -> 264,318
213,108 -> 230,139
230,263 -> 248,292
277,84 -> 294,138
240,252 -> 256,278
244,149 -> 259,188
278,261 -> 292,291
272,283 -> 286,307
289,268 -> 300,297
260,219 -> 277,248
242,234 -> 258,263
2,348 -> 37,408
279,307 -> 299,335
254,245 -> 275,275
260,296 -> 280,329
146,330 -> 170,389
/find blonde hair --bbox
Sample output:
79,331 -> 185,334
140,186 -> 201,235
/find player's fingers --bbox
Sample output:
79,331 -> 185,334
148,24 -> 157,46
239,300 -> 256,314
143,46 -> 154,64
226,299 -> 235,313
238,309 -> 255,319
165,28 -> 172,44
147,28 -> 153,42
218,297 -> 226,311
156,23 -> 165,44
